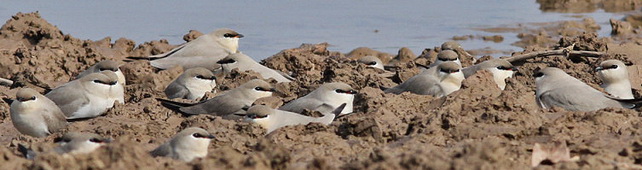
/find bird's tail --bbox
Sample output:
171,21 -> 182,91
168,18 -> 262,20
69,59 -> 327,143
156,98 -> 196,116
18,144 -> 37,160
332,103 -> 348,120
611,96 -> 642,109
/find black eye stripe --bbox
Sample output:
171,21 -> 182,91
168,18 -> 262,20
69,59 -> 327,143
533,72 -> 544,77
440,69 -> 459,73
99,68 -> 117,72
93,80 -> 117,85
217,59 -> 236,64
247,114 -> 267,119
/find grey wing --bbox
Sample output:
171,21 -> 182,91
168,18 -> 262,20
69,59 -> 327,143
393,74 -> 440,95
164,83 -> 189,99
150,143 -> 172,157
75,66 -> 95,79
45,84 -> 89,117
279,98 -> 325,113
180,95 -> 247,116
538,88 -> 618,111
148,43 -> 187,59
462,66 -> 479,78
43,105 -> 68,133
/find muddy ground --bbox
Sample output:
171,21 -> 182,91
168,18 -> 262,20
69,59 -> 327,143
3,7 -> 642,169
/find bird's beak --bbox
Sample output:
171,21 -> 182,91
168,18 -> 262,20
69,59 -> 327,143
236,34 -> 244,38
205,135 -> 216,139
512,67 -> 519,71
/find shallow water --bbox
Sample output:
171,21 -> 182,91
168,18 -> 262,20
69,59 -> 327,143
0,0 -> 626,60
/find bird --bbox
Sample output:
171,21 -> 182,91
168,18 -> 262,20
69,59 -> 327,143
76,60 -> 127,85
216,53 -> 293,83
147,28 -> 244,70
242,104 -> 346,134
596,59 -> 633,99
18,132 -> 112,159
385,61 -> 464,97
441,41 -> 462,51
534,67 -> 641,111
54,132 -> 112,155
46,71 -> 124,120
357,56 -> 385,70
440,41 -> 474,63
150,127 -> 215,162
158,79 -> 274,118
279,82 -> 356,116
462,59 -> 517,90
164,67 -> 217,100
428,50 -> 461,67
10,88 -> 67,137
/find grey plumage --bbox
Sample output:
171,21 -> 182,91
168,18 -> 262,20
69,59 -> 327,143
596,59 -> 633,99
279,82 -> 356,115
76,60 -> 126,85
46,72 -> 124,119
10,88 -> 67,137
534,67 -> 639,111
462,59 -> 517,90
385,61 -> 464,97
159,79 -> 274,118
149,28 -> 244,70
164,67 -> 217,100
150,127 -> 215,162
217,53 -> 293,82
245,104 -> 345,134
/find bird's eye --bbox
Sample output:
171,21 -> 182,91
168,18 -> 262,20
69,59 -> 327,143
196,75 -> 205,79
30,96 -> 36,100
89,138 -> 102,143
217,59 -> 236,64
192,133 -> 203,138
367,61 -> 377,65
255,87 -> 265,91
440,68 -> 458,73
93,80 -> 102,84
609,65 -> 619,69
533,72 -> 544,77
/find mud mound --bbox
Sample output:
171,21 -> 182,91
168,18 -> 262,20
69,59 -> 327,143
2,12 -> 642,169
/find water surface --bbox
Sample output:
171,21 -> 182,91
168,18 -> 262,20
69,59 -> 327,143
0,1 -> 626,59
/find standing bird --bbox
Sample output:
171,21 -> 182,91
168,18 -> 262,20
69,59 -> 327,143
76,60 -> 127,85
596,59 -> 634,99
217,53 -> 293,83
385,61 -> 464,97
158,79 -> 274,118
148,28 -> 244,70
46,72 -> 124,120
10,88 -> 67,137
164,67 -> 217,100
279,82 -> 356,115
534,67 -> 640,111
462,59 -> 517,90
150,127 -> 215,162
243,104 -> 345,134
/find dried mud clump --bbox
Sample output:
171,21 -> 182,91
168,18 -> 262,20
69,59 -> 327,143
2,12 -> 642,169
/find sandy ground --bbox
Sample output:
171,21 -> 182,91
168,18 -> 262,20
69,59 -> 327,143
3,7 -> 642,169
